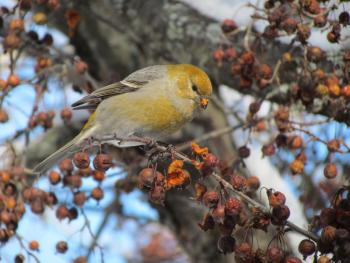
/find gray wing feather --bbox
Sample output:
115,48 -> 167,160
71,65 -> 166,110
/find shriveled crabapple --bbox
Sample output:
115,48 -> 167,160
93,154 -> 113,171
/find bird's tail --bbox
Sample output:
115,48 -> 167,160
33,135 -> 83,175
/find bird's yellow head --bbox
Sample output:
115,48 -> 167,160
167,64 -> 212,109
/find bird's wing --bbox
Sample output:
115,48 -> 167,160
71,65 -> 166,110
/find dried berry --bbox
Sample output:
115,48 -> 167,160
211,204 -> 225,222
149,185 -> 165,205
73,191 -> 86,207
266,246 -> 284,263
59,159 -> 74,174
287,135 -> 303,149
230,175 -> 247,191
45,192 -> 58,206
138,168 -> 156,190
240,51 -> 255,65
4,33 -> 20,49
92,170 -> 105,182
60,107 -> 72,122
238,145 -> 250,158
7,74 -> 20,86
314,15 -> 327,27
298,239 -> 316,258
66,174 -> 82,188
56,204 -> 69,220
224,47 -> 237,60
221,19 -> 237,33
246,176 -> 260,191
56,241 -> 68,253
262,144 -> 276,156
73,152 -> 90,169
0,108 -> 9,123
213,49 -> 225,63
268,191 -> 286,208
289,159 -> 304,174
327,31 -> 339,43
281,18 -> 298,34
324,163 -> 337,179
235,242 -> 253,263
327,139 -> 340,152
91,187 -> 104,201
306,46 -> 324,62
203,191 -> 219,208
14,254 -> 25,263
342,85 -> 350,98
29,240 -> 39,251
9,19 -> 24,31
93,154 -> 113,171
225,197 -> 242,217
49,171 -> 61,185
272,205 -> 290,225
321,225 -> 336,244
73,256 -> 87,263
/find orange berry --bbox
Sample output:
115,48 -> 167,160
212,49 -> 225,63
289,159 -> 304,174
288,135 -> 303,149
48,171 -> 61,185
91,187 -> 104,201
328,84 -> 341,97
342,85 -> 350,98
324,163 -> 337,179
92,170 -> 105,182
29,240 -> 40,251
0,108 -> 9,123
9,19 -> 24,31
60,107 -> 72,121
327,139 -> 340,152
7,74 -> 20,86
306,46 -> 324,62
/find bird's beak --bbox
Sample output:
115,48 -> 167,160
200,98 -> 209,109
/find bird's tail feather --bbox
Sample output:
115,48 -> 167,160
33,135 -> 82,174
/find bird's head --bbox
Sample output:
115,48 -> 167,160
167,64 -> 212,109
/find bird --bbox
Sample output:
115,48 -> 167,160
33,64 -> 213,174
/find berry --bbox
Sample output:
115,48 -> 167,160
56,241 -> 68,253
73,152 -> 90,169
298,239 -> 316,258
93,154 -> 113,171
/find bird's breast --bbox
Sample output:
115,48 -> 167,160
97,92 -> 194,138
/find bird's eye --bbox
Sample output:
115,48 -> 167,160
192,84 -> 198,93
